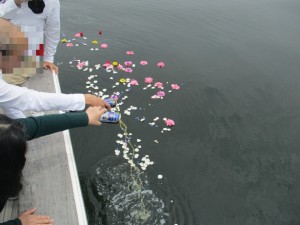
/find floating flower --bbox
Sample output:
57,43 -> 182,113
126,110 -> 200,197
124,67 -> 133,73
66,43 -> 73,47
91,40 -> 98,44
154,82 -> 163,89
100,43 -> 108,48
157,91 -> 165,97
103,60 -> 111,68
124,61 -> 133,67
140,60 -> 148,65
61,38 -> 67,43
144,77 -> 153,84
120,78 -> 127,83
98,31 -> 102,35
117,64 -> 124,70
76,61 -> 87,69
130,79 -> 139,86
112,61 -> 119,67
157,61 -> 165,68
171,84 -> 180,90
75,32 -> 83,38
165,119 -> 175,127
126,50 -> 135,55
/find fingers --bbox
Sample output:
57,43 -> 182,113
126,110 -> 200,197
103,100 -> 111,110
43,62 -> 59,74
22,208 -> 37,215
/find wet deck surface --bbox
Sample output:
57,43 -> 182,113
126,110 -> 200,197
0,72 -> 87,225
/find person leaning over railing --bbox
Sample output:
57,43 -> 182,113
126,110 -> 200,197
0,18 -> 111,119
0,106 -> 107,225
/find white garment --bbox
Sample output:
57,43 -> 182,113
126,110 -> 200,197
0,0 -> 60,63
0,71 -> 85,118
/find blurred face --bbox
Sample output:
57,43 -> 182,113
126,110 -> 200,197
0,21 -> 31,74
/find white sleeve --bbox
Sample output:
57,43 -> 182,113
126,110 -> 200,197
0,0 -> 20,19
0,78 -> 86,119
43,0 -> 60,63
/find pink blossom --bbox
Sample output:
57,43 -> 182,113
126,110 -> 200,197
165,119 -> 175,127
117,64 -> 124,70
144,77 -> 153,84
103,61 -> 111,68
154,82 -> 164,89
126,50 -> 135,55
76,61 -> 87,69
100,43 -> 108,48
124,67 -> 133,73
140,61 -> 148,65
66,43 -> 74,47
124,61 -> 133,67
75,32 -> 83,38
130,79 -> 139,86
171,84 -> 180,90
157,91 -> 165,97
157,61 -> 165,68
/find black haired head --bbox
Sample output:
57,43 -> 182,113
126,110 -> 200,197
28,0 -> 45,14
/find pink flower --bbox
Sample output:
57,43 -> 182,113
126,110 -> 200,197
130,79 -> 139,86
66,43 -> 74,47
75,32 -> 83,38
140,60 -> 148,65
126,50 -> 135,55
76,61 -> 87,69
157,61 -> 165,68
124,67 -> 133,73
154,82 -> 163,89
124,61 -> 133,67
165,119 -> 175,127
103,61 -> 111,68
100,43 -> 108,48
144,77 -> 153,84
157,91 -> 165,97
117,64 -> 124,70
171,84 -> 180,90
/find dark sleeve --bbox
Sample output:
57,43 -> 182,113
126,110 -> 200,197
16,112 -> 89,140
0,218 -> 22,225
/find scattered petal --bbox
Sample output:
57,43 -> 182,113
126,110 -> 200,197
100,43 -> 108,48
91,40 -> 98,44
140,60 -> 148,65
124,67 -> 133,73
165,119 -> 175,127
158,174 -> 163,179
157,91 -> 166,97
124,61 -> 133,67
130,79 -> 139,86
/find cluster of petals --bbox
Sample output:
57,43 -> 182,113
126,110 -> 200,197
165,119 -> 175,127
117,64 -> 124,70
66,43 -> 73,47
144,77 -> 153,84
126,50 -> 135,55
154,82 -> 163,89
103,61 -> 111,68
140,60 -> 148,65
124,61 -> 133,67
157,61 -> 165,68
100,43 -> 108,48
171,84 -> 180,90
77,61 -> 87,69
130,79 -> 139,86
74,32 -> 83,38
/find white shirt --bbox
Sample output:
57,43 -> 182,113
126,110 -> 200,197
0,0 -> 60,63
0,71 -> 85,118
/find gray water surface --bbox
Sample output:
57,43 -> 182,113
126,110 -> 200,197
56,0 -> 300,224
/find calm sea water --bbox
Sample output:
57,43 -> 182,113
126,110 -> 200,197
56,0 -> 300,224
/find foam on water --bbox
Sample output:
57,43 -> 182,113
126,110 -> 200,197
88,156 -> 167,225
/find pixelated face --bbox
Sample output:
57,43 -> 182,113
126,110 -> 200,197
0,25 -> 42,74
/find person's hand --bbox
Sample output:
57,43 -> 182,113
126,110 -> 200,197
86,106 -> 107,125
84,94 -> 111,110
18,208 -> 53,225
43,61 -> 59,74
